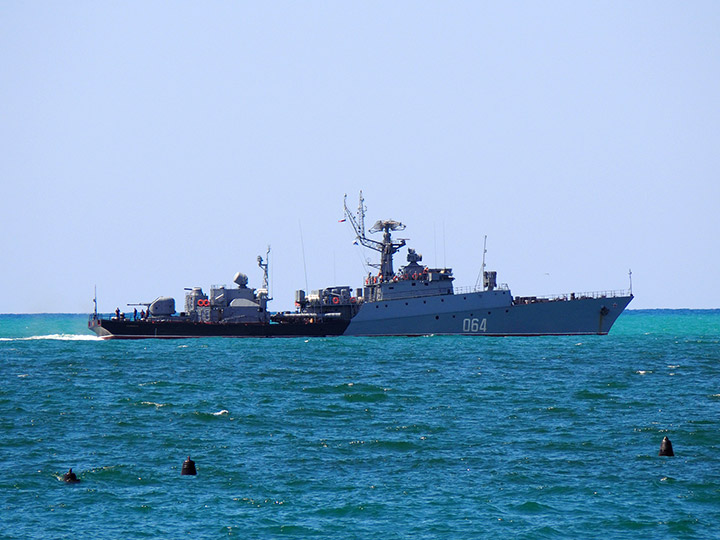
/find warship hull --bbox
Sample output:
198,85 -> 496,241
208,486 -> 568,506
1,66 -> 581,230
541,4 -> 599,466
89,317 -> 350,339
344,292 -> 633,336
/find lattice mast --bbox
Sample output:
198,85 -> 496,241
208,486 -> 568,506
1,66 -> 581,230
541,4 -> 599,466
343,191 -> 406,280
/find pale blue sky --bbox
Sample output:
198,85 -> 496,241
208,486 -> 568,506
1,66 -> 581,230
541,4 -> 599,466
1,1 -> 718,313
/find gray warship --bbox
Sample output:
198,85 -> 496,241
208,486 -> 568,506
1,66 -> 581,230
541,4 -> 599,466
88,193 -> 632,338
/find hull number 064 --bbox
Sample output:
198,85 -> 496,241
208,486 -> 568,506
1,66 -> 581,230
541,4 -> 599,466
462,318 -> 487,333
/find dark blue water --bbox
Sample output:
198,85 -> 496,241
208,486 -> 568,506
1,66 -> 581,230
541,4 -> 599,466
2,311 -> 719,539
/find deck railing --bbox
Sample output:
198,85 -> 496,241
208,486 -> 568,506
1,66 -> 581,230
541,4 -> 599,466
513,289 -> 632,303
452,286 -> 631,302
453,284 -> 509,295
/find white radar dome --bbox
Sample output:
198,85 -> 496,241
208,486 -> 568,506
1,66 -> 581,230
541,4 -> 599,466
233,272 -> 249,287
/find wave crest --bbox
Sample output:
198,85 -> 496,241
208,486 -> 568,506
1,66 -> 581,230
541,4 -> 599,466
0,334 -> 101,341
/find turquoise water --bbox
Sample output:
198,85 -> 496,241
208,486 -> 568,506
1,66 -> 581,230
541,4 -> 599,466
1,311 -> 719,539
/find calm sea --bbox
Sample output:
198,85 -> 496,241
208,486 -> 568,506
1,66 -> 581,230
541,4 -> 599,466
1,310 -> 719,539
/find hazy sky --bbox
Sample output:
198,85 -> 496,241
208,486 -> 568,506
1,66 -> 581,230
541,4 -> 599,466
2,2 -> 719,313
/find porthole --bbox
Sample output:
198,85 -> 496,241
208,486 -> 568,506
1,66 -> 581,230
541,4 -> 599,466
435,315 -> 439,320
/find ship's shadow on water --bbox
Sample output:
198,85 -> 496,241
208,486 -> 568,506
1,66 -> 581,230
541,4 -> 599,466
1,312 -> 720,539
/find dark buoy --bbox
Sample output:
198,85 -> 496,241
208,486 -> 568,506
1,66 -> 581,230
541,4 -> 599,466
63,468 -> 80,483
181,456 -> 197,475
659,436 -> 674,456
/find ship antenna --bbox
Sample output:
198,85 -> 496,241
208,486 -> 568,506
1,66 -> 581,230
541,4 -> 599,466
298,220 -> 309,294
343,191 -> 369,245
475,235 -> 488,290
358,190 -> 366,241
628,268 -> 633,295
443,221 -> 447,270
93,284 -> 98,318
257,245 -> 271,299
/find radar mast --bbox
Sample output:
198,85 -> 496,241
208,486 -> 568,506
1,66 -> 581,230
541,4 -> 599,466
257,245 -> 271,300
343,191 -> 406,280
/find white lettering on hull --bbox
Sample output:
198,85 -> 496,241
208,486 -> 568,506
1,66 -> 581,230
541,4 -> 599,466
462,318 -> 487,333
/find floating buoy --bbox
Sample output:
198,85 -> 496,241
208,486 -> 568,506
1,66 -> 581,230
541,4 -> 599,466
63,468 -> 80,483
181,456 -> 197,475
659,436 -> 674,456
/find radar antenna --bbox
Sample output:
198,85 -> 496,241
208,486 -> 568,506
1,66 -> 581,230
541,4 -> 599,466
343,191 -> 406,279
